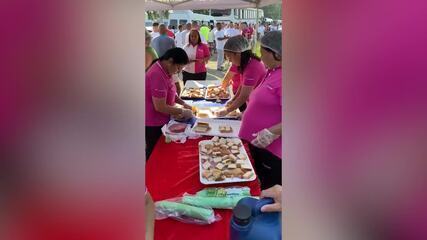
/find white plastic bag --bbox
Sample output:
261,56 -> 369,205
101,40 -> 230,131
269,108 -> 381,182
161,120 -> 201,143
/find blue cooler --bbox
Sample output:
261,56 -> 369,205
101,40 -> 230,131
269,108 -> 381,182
230,197 -> 281,240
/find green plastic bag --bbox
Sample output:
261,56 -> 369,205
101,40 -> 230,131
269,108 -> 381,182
155,200 -> 219,224
182,195 -> 247,209
196,187 -> 251,198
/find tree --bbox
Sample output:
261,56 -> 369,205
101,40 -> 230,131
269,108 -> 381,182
193,10 -> 210,15
261,3 -> 282,20
146,10 -> 169,21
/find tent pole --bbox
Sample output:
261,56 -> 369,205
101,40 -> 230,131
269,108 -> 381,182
255,2 -> 260,47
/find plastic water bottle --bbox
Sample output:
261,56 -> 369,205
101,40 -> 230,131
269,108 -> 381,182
230,197 -> 281,240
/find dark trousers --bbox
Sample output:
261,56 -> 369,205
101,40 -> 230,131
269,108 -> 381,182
249,144 -> 282,190
146,126 -> 163,161
182,71 -> 207,85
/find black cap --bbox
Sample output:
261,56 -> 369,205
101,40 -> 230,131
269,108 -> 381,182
233,204 -> 252,226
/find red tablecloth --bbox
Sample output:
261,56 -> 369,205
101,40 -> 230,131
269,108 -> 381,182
146,136 -> 261,240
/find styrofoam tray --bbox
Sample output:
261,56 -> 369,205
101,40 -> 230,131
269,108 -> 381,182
204,85 -> 232,100
180,87 -> 206,99
163,120 -> 191,135
184,80 -> 221,89
198,139 -> 256,185
195,107 -> 240,119
190,119 -> 241,138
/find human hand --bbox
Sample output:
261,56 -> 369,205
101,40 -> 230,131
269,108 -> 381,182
181,108 -> 194,119
260,185 -> 282,212
172,113 -> 185,121
216,108 -> 229,117
251,128 -> 279,148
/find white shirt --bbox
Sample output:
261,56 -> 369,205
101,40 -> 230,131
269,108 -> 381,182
180,30 -> 190,48
214,29 -> 226,50
151,31 -> 160,39
175,31 -> 185,48
185,31 -> 207,45
225,28 -> 240,37
258,25 -> 265,34
182,44 -> 198,73
208,30 -> 215,43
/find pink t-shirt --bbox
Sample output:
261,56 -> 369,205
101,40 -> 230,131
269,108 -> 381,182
229,64 -> 241,93
145,61 -> 177,126
242,59 -> 267,88
239,67 -> 282,158
242,27 -> 254,40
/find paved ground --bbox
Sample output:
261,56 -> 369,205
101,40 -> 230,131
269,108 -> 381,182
206,53 -> 229,80
204,40 -> 261,81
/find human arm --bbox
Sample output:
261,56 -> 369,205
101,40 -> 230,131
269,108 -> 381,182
175,82 -> 182,97
175,95 -> 192,110
221,66 -> 236,89
145,191 -> 155,240
145,53 -> 154,70
171,74 -> 182,97
153,96 -> 193,120
251,123 -> 282,148
217,85 -> 253,116
215,31 -> 228,41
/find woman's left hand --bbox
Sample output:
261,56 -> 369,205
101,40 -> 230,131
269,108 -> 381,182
251,128 -> 280,148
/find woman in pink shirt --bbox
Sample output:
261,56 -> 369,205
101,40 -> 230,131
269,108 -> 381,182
146,48 -> 193,159
182,29 -> 210,85
221,64 -> 241,95
239,31 -> 282,190
217,35 -> 267,116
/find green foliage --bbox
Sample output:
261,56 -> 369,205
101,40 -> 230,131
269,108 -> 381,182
261,3 -> 282,20
146,10 -> 170,20
194,10 -> 210,15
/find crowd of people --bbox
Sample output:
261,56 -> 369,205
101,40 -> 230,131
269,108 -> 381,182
145,20 -> 283,240
146,20 -> 282,72
145,23 -> 283,186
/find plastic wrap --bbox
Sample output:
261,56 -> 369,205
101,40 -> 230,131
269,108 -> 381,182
181,187 -> 253,209
155,198 -> 221,225
196,187 -> 251,197
182,195 -> 246,209
161,120 -> 200,144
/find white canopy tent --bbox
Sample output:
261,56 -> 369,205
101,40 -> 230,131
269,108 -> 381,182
145,0 -> 280,11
